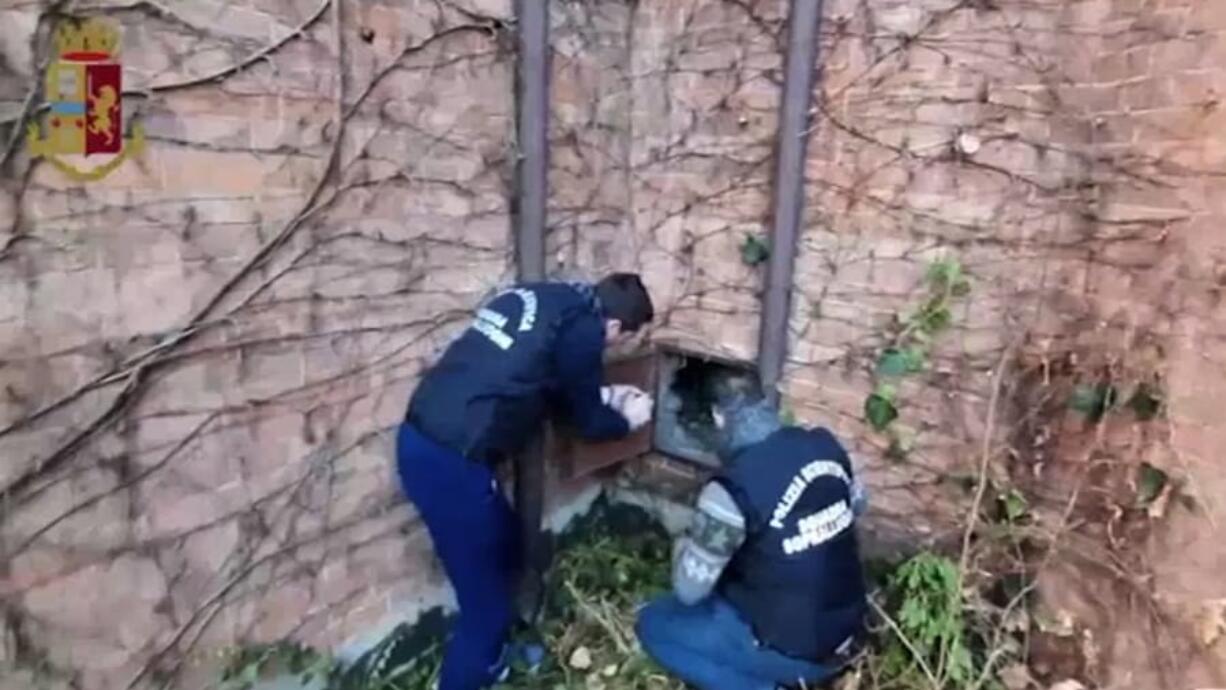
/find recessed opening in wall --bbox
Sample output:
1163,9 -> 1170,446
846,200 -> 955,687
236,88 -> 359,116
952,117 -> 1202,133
546,351 -> 657,481
653,347 -> 761,468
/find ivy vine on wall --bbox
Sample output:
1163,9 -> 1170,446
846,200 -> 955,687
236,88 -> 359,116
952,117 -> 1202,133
865,257 -> 972,459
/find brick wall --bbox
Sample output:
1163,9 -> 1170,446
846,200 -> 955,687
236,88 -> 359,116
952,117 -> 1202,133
562,0 -> 1226,686
782,0 -> 1134,554
1,2 -> 514,688
1073,1 -> 1226,686
3,0 -> 1226,687
628,0 -> 785,359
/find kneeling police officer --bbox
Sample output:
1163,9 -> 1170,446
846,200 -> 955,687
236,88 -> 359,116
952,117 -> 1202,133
637,388 -> 868,690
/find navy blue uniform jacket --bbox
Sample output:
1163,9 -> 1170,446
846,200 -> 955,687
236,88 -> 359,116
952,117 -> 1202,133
406,282 -> 629,463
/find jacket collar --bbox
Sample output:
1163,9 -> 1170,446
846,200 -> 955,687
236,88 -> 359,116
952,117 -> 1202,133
569,281 -> 602,316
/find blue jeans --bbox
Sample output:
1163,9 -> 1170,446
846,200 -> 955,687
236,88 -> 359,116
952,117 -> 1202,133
636,595 -> 840,690
396,424 -> 520,690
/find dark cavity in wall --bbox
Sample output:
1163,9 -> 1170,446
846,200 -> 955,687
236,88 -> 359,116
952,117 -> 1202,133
654,348 -> 759,468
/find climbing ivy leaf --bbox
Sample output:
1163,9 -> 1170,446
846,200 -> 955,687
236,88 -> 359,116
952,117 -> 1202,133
877,349 -> 910,377
1136,462 -> 1169,507
874,383 -> 898,402
904,346 -> 926,372
865,384 -> 899,431
916,304 -> 952,335
999,489 -> 1029,523
1069,383 -> 1118,422
1127,382 -> 1163,421
927,257 -> 960,284
1068,385 -> 1099,412
739,233 -> 770,266
240,664 -> 260,688
926,258 -> 970,296
877,347 -> 925,377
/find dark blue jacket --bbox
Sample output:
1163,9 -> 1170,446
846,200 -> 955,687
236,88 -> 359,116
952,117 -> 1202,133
716,427 -> 867,661
405,282 -> 628,464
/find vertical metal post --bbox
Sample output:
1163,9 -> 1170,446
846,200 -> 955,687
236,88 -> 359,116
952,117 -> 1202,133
513,0 -> 550,625
758,0 -> 826,404
515,0 -> 549,282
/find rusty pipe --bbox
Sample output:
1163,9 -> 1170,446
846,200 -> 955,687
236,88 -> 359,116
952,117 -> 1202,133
759,0 -> 826,404
512,0 -> 549,625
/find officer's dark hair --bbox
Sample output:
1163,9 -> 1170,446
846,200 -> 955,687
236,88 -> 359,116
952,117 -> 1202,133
596,273 -> 654,333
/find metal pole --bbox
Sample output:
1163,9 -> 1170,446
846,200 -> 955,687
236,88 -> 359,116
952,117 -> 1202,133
758,0 -> 825,404
512,0 -> 549,625
515,0 -> 549,282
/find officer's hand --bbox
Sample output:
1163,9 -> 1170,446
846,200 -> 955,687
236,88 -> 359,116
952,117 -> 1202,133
620,390 -> 654,430
601,384 -> 645,409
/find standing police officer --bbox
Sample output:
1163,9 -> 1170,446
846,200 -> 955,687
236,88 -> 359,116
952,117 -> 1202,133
397,273 -> 655,690
636,390 -> 867,690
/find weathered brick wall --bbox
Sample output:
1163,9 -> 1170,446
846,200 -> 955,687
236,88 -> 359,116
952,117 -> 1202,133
547,0 -> 633,277
627,0 -> 785,358
546,0 -> 785,334
788,0 -> 1104,551
1,2 -> 515,688
565,1 -> 1225,687
3,0 -> 1226,687
1050,2 -> 1226,687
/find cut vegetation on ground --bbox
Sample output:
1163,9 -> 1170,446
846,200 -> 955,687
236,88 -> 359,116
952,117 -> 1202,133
221,500 -> 1027,690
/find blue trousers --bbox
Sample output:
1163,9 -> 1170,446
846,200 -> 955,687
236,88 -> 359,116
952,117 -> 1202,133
636,595 -> 840,690
396,424 -> 519,690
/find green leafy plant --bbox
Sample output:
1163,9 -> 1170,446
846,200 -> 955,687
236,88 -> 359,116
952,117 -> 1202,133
1068,382 -> 1118,422
739,233 -> 770,266
1136,462 -> 1169,508
217,506 -> 1024,690
865,383 -> 899,431
1126,381 -> 1163,421
308,502 -> 683,690
864,257 -> 972,455
997,488 -> 1029,523
219,640 -> 338,690
1069,376 -> 1164,424
880,553 -> 977,688
926,258 -> 972,297
877,347 -> 926,377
